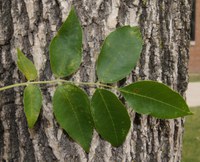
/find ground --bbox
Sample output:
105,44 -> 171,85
182,107 -> 200,162
182,74 -> 200,161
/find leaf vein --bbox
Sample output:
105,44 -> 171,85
120,89 -> 189,114
98,90 -> 119,144
61,88 -> 87,146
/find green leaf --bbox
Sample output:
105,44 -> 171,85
50,7 -> 82,78
23,85 -> 42,128
120,81 -> 193,119
17,48 -> 38,81
53,84 -> 93,152
96,26 -> 143,83
91,89 -> 130,147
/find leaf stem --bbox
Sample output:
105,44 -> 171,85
0,79 -> 117,92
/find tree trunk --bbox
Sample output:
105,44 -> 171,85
0,0 -> 191,162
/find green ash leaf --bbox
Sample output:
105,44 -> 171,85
53,84 -> 93,152
17,49 -> 37,81
91,89 -> 130,147
24,85 -> 42,128
120,81 -> 193,119
50,7 -> 82,78
96,26 -> 143,83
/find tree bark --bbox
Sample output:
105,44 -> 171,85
0,0 -> 191,162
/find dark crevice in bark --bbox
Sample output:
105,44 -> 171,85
97,0 -> 111,24
158,120 -> 165,144
117,78 -> 127,88
0,44 -> 20,161
34,121 -> 58,162
163,121 -> 171,161
139,46 -> 148,79
18,113 -> 36,162
14,96 -> 36,161
177,2 -> 191,96
9,102 -> 20,161
138,4 -> 148,80
0,50 -> 3,75
133,113 -> 141,126
118,0 -> 128,26
0,0 -> 2,10
133,114 -> 143,162
1,83 -> 19,160
41,26 -> 61,81
73,1 -> 91,26
0,119 -> 4,159
159,1 -> 172,85
173,120 -> 179,143
0,0 -> 13,45
42,19 -> 56,81
36,0 -> 44,25
146,117 -> 153,161
148,41 -> 159,81
177,47 -> 189,95
11,0 -> 32,60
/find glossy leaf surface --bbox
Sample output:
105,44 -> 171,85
120,81 -> 193,119
50,7 -> 82,78
53,84 -> 93,152
24,85 -> 42,128
17,49 -> 37,81
91,89 -> 130,147
96,26 -> 143,83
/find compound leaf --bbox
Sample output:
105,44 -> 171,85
53,84 -> 93,152
17,48 -> 37,81
50,7 -> 82,78
120,81 -> 193,119
96,26 -> 143,83
24,85 -> 42,128
91,89 -> 130,147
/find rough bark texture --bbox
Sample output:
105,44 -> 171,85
0,0 -> 191,162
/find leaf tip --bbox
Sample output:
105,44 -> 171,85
16,48 -> 20,53
28,123 -> 35,129
187,111 -> 194,115
16,48 -> 22,58
83,145 -> 90,153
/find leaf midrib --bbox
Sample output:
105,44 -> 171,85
18,53 -> 36,80
98,90 -> 119,144
61,88 -> 87,147
120,89 -> 189,114
27,87 -> 34,124
25,86 -> 38,127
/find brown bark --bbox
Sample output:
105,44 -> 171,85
0,0 -> 191,161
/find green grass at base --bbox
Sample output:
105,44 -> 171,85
182,107 -> 200,162
189,74 -> 200,82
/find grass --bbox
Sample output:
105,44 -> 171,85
189,74 -> 200,82
182,107 -> 200,162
